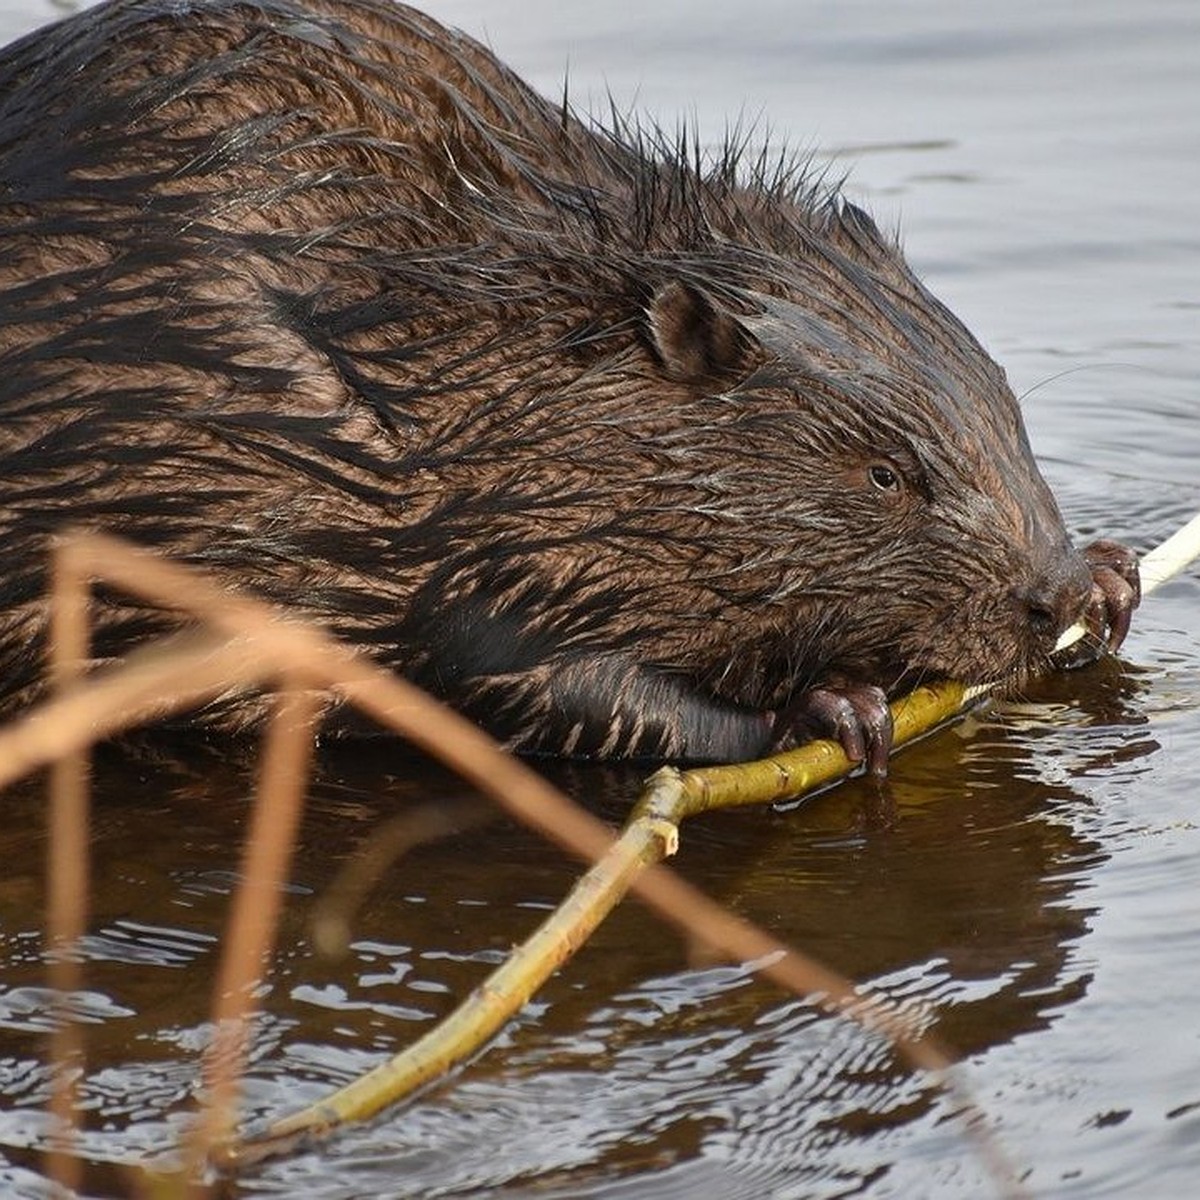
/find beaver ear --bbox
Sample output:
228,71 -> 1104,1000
646,280 -> 743,381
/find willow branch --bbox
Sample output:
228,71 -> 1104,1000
224,511 -> 1200,1174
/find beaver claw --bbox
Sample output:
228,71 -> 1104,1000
771,683 -> 894,778
1081,538 -> 1141,652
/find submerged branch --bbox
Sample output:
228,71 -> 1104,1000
225,512 -> 1200,1175
222,683 -> 974,1170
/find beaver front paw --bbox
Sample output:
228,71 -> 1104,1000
1081,538 -> 1141,651
770,683 -> 894,778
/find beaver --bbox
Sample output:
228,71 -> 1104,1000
0,0 -> 1138,774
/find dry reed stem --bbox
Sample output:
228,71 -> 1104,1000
184,683 -> 319,1173
0,633 -> 275,793
45,539 -> 90,1194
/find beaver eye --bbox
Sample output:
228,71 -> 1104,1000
868,464 -> 900,493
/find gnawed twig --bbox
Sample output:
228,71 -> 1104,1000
221,512 -> 1200,1176
226,765 -> 955,1168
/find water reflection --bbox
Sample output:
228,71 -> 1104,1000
0,685 -> 1165,1196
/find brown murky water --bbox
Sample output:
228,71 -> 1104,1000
1,1 -> 1198,1197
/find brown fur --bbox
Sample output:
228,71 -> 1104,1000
0,0 -> 1117,759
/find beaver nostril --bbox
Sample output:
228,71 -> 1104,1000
1017,570 -> 1092,644
1022,590 -> 1061,640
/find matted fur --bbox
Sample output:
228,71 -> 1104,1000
0,0 -> 1094,758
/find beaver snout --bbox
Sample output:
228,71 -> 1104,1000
1013,557 -> 1094,650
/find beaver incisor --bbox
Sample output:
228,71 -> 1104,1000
0,0 -> 1139,773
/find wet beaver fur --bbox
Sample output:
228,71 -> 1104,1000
0,0 -> 1139,772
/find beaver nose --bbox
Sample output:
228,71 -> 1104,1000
1016,559 -> 1093,648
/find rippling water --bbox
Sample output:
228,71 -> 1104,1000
0,1 -> 1198,1197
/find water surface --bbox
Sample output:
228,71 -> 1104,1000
0,1 -> 1197,1197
